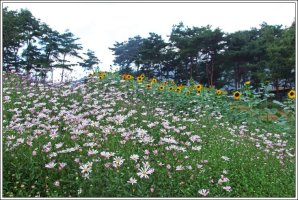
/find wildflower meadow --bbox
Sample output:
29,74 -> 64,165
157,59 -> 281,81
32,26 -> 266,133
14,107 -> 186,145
2,71 -> 296,197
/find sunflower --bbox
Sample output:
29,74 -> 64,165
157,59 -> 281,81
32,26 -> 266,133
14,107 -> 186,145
216,89 -> 223,95
197,90 -> 201,94
140,74 -> 145,79
195,84 -> 203,91
146,84 -> 152,89
164,80 -> 169,85
233,91 -> 241,100
122,74 -> 127,80
288,89 -> 295,100
100,72 -> 107,77
151,78 -> 158,83
175,87 -> 182,93
186,91 -> 191,95
136,76 -> 144,83
99,75 -> 105,80
168,86 -> 174,91
244,81 -> 250,85
126,74 -> 134,80
158,85 -> 165,91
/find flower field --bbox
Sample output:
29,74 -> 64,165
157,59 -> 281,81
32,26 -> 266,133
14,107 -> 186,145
2,72 -> 296,197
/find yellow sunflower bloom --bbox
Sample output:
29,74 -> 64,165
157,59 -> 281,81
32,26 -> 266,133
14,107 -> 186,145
288,89 -> 295,100
99,72 -> 107,77
126,74 -> 133,80
136,76 -> 144,83
158,85 -> 165,91
245,81 -> 251,85
195,84 -> 203,91
146,84 -> 152,89
175,87 -> 182,93
216,89 -> 223,95
233,91 -> 241,100
151,78 -> 158,83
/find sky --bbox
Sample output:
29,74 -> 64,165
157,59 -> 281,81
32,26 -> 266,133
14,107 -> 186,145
2,1 -> 296,81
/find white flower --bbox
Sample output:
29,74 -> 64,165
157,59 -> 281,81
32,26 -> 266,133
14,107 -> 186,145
54,180 -> 60,187
198,189 -> 209,196
218,175 -> 230,185
192,146 -> 202,151
88,149 -> 98,156
176,165 -> 184,171
127,177 -> 137,185
45,161 -> 56,169
114,114 -> 126,125
113,156 -> 125,168
55,142 -> 64,149
59,162 -> 67,170
80,164 -> 92,174
100,151 -> 115,159
223,186 -> 232,192
130,154 -> 139,162
190,135 -> 201,143
137,164 -> 154,179
221,156 -> 230,161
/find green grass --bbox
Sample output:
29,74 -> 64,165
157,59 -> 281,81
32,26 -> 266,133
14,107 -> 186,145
2,72 -> 296,197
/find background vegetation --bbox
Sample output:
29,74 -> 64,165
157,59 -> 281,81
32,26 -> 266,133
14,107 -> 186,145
3,7 -> 295,98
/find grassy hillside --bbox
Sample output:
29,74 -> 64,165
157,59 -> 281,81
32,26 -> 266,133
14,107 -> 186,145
2,72 -> 296,197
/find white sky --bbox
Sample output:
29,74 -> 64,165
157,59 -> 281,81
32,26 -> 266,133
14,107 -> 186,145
2,1 -> 296,81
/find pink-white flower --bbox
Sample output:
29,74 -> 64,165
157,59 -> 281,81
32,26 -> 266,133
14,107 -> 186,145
137,164 -> 154,179
59,162 -> 67,170
198,189 -> 209,196
176,165 -> 184,171
45,161 -> 56,169
104,162 -> 111,169
150,186 -> 155,193
113,156 -> 125,168
130,154 -> 139,162
53,180 -> 60,187
55,142 -> 64,149
32,150 -> 37,156
144,149 -> 150,155
100,151 -> 115,159
218,175 -> 230,185
127,177 -> 137,185
87,149 -> 98,156
223,186 -> 232,192
221,156 -> 230,161
80,164 -> 92,174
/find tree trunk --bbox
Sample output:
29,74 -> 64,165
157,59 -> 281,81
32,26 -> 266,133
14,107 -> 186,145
14,48 -> 19,72
275,79 -> 280,100
61,53 -> 66,83
190,59 -> 193,80
206,63 -> 210,87
210,57 -> 214,87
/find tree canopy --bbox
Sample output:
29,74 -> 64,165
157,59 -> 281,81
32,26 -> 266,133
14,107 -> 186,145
110,21 -> 295,91
2,7 -> 100,82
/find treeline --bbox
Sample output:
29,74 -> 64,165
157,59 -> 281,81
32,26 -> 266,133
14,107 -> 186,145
3,7 -> 100,82
110,21 -> 295,90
